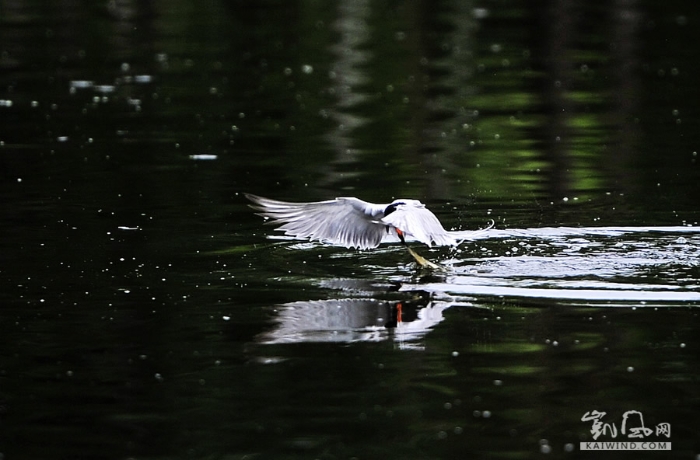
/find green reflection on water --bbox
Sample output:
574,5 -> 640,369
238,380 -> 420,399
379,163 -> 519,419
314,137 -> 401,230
469,342 -> 547,354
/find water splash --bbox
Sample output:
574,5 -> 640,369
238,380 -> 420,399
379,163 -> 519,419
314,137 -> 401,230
408,226 -> 700,305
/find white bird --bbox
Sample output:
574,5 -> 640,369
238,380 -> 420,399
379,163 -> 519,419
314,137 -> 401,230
245,193 -> 456,268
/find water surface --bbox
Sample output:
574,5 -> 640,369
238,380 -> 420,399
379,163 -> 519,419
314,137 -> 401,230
1,1 -> 700,459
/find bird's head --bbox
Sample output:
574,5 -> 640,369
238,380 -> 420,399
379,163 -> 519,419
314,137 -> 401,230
392,198 -> 424,207
384,199 -> 425,216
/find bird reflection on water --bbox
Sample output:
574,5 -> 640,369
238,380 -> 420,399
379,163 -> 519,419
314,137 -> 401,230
256,277 -> 466,347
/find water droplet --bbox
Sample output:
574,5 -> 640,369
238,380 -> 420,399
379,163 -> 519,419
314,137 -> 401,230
189,154 -> 218,161
70,80 -> 94,89
473,8 -> 489,19
94,85 -> 115,94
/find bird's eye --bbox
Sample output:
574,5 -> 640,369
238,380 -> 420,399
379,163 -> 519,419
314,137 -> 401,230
384,201 -> 406,216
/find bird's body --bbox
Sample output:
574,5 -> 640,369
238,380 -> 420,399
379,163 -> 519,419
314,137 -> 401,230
245,193 -> 456,251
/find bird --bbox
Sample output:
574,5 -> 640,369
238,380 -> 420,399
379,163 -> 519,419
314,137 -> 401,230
245,193 -> 456,269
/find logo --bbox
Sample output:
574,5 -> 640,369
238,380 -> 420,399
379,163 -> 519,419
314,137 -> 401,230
580,410 -> 671,451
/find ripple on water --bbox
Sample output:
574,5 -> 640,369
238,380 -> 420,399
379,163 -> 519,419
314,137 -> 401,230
405,226 -> 700,306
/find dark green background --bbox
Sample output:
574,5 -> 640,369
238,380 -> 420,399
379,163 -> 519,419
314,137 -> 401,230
1,1 -> 699,459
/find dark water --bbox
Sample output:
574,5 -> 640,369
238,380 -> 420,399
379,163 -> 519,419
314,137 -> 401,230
1,1 -> 700,459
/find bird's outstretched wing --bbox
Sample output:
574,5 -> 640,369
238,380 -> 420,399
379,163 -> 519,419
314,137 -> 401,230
380,202 -> 455,247
245,194 -> 386,249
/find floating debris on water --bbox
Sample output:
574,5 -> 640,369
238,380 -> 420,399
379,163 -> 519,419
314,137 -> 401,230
70,80 -> 94,89
94,85 -> 116,93
189,154 -> 218,161
134,75 -> 153,83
